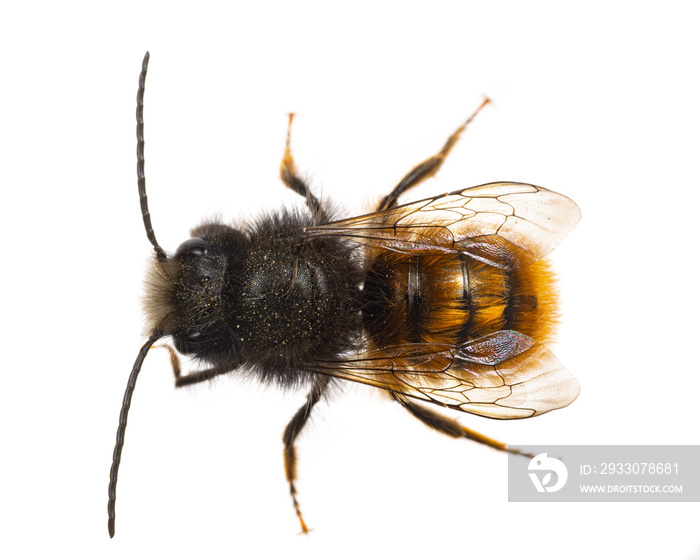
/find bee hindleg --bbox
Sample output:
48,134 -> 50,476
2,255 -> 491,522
389,391 -> 533,458
377,98 -> 491,210
279,113 -> 327,223
282,375 -> 331,534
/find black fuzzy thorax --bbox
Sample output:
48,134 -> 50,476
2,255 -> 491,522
225,211 -> 364,388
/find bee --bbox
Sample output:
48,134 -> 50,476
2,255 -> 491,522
107,52 -> 581,538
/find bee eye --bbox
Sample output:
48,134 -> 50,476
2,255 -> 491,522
186,331 -> 203,342
176,237 -> 209,258
175,331 -> 204,355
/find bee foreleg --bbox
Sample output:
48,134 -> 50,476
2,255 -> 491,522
389,391 -> 533,458
173,364 -> 235,387
279,113 -> 327,224
281,375 -> 331,534
153,344 -> 235,387
377,98 -> 491,210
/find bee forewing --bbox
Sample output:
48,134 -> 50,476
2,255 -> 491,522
308,182 -> 581,268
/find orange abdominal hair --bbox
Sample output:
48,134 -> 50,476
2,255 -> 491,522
362,251 -> 559,350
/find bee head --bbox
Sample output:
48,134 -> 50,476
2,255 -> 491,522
143,223 -> 248,367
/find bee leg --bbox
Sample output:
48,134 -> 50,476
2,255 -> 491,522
282,375 -> 331,534
173,364 -> 235,387
389,392 -> 533,458
279,113 -> 328,224
153,344 -> 235,387
378,98 -> 491,210
153,343 -> 182,379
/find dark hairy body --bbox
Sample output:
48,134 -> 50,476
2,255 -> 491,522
146,213 -> 364,389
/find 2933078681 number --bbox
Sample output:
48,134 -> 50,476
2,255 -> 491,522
598,462 -> 679,476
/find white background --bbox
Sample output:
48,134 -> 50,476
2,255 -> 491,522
2,1 -> 699,558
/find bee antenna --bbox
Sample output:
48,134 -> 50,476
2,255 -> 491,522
107,331 -> 162,538
137,52 -> 167,261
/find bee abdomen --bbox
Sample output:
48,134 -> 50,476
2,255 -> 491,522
362,252 -> 558,348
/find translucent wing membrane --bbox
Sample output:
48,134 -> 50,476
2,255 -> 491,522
306,182 -> 581,269
308,331 -> 580,419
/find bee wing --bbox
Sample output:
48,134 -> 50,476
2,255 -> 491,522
307,182 -> 581,269
309,331 -> 580,419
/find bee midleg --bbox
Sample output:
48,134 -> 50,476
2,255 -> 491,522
389,392 -> 533,458
279,113 -> 327,223
282,375 -> 331,534
377,98 -> 491,210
